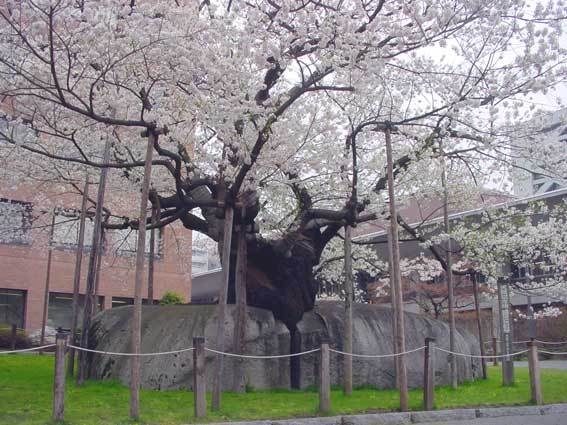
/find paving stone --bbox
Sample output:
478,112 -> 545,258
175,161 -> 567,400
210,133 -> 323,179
342,412 -> 411,425
411,409 -> 476,423
271,417 -> 342,425
475,406 -> 542,417
541,404 -> 567,415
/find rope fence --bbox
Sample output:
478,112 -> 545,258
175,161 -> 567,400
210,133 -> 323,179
486,339 -> 567,346
434,346 -> 529,359
329,345 -> 426,358
4,342 -> 565,359
67,344 -> 195,357
204,346 -> 320,359
0,344 -> 56,354
3,334 -> 566,421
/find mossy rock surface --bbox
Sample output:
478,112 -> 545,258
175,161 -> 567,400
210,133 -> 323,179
88,302 -> 481,390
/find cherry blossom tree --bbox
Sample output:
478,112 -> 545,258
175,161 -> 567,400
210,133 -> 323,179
1,0 -> 566,394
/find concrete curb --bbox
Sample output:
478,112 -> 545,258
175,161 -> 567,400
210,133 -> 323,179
201,403 -> 567,425
411,409 -> 476,423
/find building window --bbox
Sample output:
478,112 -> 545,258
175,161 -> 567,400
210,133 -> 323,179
109,228 -> 162,258
111,296 -> 157,307
51,210 -> 94,250
112,297 -> 133,308
0,198 -> 32,245
0,289 -> 26,328
47,292 -> 104,330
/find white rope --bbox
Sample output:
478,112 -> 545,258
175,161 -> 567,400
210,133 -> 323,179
67,344 -> 194,357
0,344 -> 56,354
204,347 -> 320,359
435,346 -> 529,359
490,340 -> 567,346
535,340 -> 567,346
329,345 -> 426,358
537,350 -> 567,355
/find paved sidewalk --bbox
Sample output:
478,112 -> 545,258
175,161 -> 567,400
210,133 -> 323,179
204,404 -> 567,425
426,414 -> 567,425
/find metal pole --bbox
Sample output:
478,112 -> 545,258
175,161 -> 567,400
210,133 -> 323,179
497,277 -> 514,386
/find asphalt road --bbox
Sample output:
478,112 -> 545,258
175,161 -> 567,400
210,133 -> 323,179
426,413 -> 567,425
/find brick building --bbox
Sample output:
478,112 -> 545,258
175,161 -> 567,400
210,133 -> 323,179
0,183 -> 192,334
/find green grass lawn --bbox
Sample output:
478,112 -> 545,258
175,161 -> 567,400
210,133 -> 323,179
1,355 -> 567,425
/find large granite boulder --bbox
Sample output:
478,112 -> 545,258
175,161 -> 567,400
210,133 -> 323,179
88,302 -> 481,390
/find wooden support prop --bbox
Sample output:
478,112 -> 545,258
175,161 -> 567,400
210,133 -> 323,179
10,323 -> 17,351
319,342 -> 331,413
68,177 -> 89,377
78,140 -> 110,385
385,126 -> 409,411
130,132 -> 155,420
423,337 -> 436,411
472,275 -> 487,379
492,337 -> 499,366
40,213 -> 56,354
193,337 -> 206,418
527,340 -> 543,405
343,225 -> 353,396
53,332 -> 67,422
212,206 -> 234,410
233,217 -> 248,392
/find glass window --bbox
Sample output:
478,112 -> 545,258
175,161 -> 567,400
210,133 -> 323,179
51,211 -> 94,249
47,292 -> 104,330
0,289 -> 26,328
109,228 -> 161,257
111,296 -> 156,307
111,297 -> 133,308
0,199 -> 32,245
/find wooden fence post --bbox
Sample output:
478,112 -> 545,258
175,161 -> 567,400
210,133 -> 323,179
492,337 -> 498,366
527,340 -> 542,405
193,337 -> 206,418
53,332 -> 67,421
423,337 -> 435,411
10,324 -> 17,351
319,342 -> 330,413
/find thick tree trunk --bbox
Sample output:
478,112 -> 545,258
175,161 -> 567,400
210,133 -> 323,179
222,226 -> 322,389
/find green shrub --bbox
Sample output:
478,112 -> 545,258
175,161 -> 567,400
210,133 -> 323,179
158,291 -> 185,305
0,324 -> 31,349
